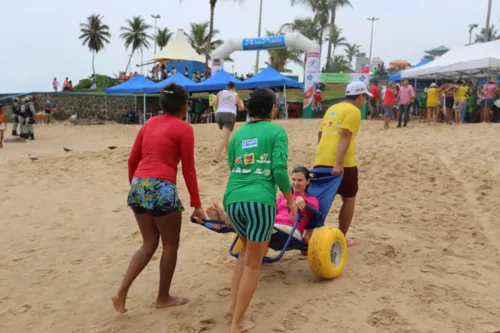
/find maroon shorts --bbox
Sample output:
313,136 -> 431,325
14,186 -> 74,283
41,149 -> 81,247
314,166 -> 358,198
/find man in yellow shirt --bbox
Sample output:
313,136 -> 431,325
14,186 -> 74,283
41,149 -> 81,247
426,83 -> 441,125
313,81 -> 369,246
453,80 -> 468,124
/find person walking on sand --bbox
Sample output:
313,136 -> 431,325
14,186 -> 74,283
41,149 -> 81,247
383,82 -> 396,129
218,88 -> 297,333
210,81 -> 245,163
397,80 -> 414,127
313,81 -> 369,246
0,103 -> 6,148
112,83 -> 207,314
426,83 -> 441,125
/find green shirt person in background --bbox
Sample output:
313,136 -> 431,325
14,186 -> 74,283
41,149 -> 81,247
223,88 -> 297,333
418,91 -> 427,122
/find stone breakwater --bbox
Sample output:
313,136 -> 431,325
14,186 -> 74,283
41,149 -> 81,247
35,93 -> 137,121
0,92 -> 137,122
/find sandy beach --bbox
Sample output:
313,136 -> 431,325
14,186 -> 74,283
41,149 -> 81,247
1,119 -> 500,333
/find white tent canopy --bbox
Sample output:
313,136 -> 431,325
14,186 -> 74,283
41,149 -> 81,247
149,29 -> 204,62
402,40 -> 500,79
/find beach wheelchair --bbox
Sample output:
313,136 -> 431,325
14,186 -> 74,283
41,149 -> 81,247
192,168 -> 347,279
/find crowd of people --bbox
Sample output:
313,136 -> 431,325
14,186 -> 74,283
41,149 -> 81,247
112,79 -> 367,333
52,77 -> 75,92
367,77 -> 500,129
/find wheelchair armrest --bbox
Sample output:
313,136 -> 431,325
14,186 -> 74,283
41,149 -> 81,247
303,204 -> 323,218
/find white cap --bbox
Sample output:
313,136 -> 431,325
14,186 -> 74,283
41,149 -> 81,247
316,89 -> 321,93
430,83 -> 437,88
345,81 -> 372,97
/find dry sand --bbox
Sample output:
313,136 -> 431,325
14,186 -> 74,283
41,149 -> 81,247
1,120 -> 500,333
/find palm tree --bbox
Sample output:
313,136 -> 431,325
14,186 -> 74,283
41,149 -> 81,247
344,43 -> 361,67
155,27 -> 173,50
265,30 -> 304,72
187,22 -> 224,59
291,0 -> 352,68
120,16 -> 152,73
79,14 -> 111,77
281,16 -> 324,77
475,24 -> 498,43
180,0 -> 244,65
326,55 -> 350,72
327,26 -> 348,56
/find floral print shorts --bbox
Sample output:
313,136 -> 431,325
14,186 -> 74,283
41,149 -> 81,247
127,178 -> 184,216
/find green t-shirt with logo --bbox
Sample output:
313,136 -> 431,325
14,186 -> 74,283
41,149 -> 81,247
223,120 -> 291,208
418,92 -> 427,108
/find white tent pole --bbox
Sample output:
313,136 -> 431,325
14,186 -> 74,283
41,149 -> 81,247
284,85 -> 288,120
135,96 -> 137,123
143,93 -> 146,124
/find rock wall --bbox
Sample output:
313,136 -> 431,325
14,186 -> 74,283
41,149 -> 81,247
0,92 -> 137,122
34,93 -> 137,121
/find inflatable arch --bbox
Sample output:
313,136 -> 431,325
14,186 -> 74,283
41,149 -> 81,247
211,34 -> 320,118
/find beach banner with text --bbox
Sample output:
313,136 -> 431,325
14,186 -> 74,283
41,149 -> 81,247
320,73 -> 371,85
303,52 -> 321,118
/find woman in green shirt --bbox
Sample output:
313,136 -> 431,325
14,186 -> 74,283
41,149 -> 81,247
224,88 -> 297,333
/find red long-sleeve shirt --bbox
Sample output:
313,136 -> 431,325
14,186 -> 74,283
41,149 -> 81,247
128,114 -> 201,207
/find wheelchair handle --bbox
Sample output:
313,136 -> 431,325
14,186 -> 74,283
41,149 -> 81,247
190,218 -> 226,225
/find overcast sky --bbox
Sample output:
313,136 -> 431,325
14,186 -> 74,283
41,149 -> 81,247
0,0 -> 497,93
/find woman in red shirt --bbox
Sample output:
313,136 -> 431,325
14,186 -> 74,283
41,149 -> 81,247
112,83 -> 206,313
383,82 -> 396,129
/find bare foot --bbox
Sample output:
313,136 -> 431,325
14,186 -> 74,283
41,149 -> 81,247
230,319 -> 255,333
347,239 -> 358,247
155,296 -> 189,309
225,304 -> 234,317
111,294 -> 128,313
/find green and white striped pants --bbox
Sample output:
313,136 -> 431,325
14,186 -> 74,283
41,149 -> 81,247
226,202 -> 276,242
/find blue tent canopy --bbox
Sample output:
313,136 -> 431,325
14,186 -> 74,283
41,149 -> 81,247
189,70 -> 241,93
238,67 -> 303,90
105,75 -> 155,95
389,59 -> 432,82
144,73 -> 197,93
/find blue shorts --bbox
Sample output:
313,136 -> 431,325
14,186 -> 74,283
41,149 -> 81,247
482,98 -> 495,108
128,178 -> 184,216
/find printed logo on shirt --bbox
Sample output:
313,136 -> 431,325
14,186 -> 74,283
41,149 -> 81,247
244,153 -> 255,165
330,111 -> 337,117
242,169 -> 252,174
242,138 -> 258,149
234,157 -> 242,165
234,167 -> 242,173
254,168 -> 263,175
257,153 -> 271,164
336,121 -> 341,127
263,169 -> 271,176
328,121 -> 333,127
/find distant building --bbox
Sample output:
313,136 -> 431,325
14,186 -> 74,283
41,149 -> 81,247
355,56 -> 369,72
371,57 -> 383,70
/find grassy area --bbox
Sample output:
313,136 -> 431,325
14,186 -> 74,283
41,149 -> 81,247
69,83 -> 347,101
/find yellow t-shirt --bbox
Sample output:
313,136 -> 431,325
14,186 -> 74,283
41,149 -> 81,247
454,85 -> 468,101
427,88 -> 439,107
209,94 -> 217,112
314,102 -> 361,168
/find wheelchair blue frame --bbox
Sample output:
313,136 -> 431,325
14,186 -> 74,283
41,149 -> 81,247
191,168 -> 343,264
